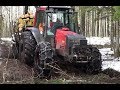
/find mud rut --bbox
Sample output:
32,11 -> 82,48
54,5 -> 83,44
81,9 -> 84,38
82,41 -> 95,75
1,41 -> 120,84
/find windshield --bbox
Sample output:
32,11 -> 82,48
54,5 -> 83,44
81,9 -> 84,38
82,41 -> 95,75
46,11 -> 79,35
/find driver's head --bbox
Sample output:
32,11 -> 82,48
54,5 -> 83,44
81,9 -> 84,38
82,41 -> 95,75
56,18 -> 61,23
50,20 -> 52,22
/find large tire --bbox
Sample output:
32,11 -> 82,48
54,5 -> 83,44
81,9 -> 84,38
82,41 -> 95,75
19,30 -> 37,67
33,42 -> 54,79
85,47 -> 102,74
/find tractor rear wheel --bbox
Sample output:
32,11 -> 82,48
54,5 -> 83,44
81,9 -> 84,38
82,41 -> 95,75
19,30 -> 37,67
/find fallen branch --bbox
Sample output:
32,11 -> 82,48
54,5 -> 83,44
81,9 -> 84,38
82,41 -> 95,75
46,63 -> 76,80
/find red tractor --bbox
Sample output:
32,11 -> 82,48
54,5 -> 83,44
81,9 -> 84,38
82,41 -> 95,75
12,6 -> 102,77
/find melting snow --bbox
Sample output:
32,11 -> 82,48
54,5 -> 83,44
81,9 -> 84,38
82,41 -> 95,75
98,47 -> 120,71
98,48 -> 120,71
1,38 -> 12,42
86,37 -> 110,45
102,60 -> 120,72
99,48 -> 114,60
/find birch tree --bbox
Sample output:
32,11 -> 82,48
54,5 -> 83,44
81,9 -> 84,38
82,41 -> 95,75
112,6 -> 120,57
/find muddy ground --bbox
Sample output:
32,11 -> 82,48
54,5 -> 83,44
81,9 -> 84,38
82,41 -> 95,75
0,40 -> 120,84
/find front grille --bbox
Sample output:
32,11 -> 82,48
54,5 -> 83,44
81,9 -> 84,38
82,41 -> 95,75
73,45 -> 92,62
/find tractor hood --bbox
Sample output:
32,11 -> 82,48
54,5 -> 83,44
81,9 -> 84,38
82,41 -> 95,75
55,27 -> 87,49
57,27 -> 87,42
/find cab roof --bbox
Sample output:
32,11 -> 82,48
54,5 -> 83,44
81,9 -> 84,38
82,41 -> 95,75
36,6 -> 72,11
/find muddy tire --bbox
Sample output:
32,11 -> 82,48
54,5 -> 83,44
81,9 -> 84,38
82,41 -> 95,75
34,42 -> 53,78
85,47 -> 102,74
19,31 -> 37,67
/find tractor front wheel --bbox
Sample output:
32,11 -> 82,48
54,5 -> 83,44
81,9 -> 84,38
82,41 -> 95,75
85,47 -> 102,74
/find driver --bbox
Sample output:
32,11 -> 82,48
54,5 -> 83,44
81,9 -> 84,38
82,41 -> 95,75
50,20 -> 53,28
56,18 -> 61,23
49,18 -> 62,28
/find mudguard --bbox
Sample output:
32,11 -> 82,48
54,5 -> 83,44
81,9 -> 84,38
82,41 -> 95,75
26,27 -> 42,44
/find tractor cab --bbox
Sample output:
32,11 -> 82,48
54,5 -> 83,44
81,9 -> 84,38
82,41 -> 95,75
34,6 -> 79,37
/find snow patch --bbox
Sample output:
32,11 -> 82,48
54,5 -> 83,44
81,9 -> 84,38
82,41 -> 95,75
102,60 -> 120,72
86,37 -> 110,45
99,48 -> 120,72
99,48 -> 114,60
1,38 -> 12,42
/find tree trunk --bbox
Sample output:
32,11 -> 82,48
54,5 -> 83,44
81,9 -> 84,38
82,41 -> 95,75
110,13 -> 114,51
90,11 -> 92,36
107,16 -> 109,37
0,6 -> 2,38
80,7 -> 86,36
85,11 -> 87,36
87,11 -> 90,37
24,6 -> 28,14
115,20 -> 120,57
100,13 -> 102,37
96,10 -> 100,37
95,10 -> 97,36
92,10 -> 95,36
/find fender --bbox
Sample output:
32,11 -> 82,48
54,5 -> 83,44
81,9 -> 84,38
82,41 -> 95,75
26,27 -> 42,44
